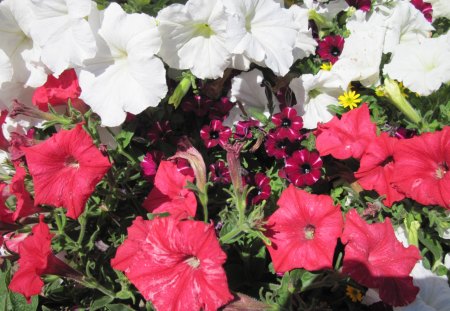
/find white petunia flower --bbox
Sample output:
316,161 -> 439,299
28,0 -> 97,75
383,34 -> 450,96
427,0 -> 450,20
0,50 -> 12,89
289,5 -> 317,61
301,0 -> 348,20
157,0 -> 231,79
289,70 -> 345,129
224,0 -> 298,76
77,3 -> 167,127
224,69 -> 279,126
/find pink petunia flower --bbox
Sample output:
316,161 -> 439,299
22,124 -> 112,219
265,185 -> 343,272
111,216 -> 233,311
284,149 -> 322,187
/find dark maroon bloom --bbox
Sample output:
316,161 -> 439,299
317,35 -> 345,64
200,120 -> 231,148
250,173 -> 271,205
181,95 -> 209,117
285,149 -> 322,187
410,0 -> 433,22
345,0 -> 372,12
208,97 -> 235,120
265,130 -> 299,159
148,121 -> 172,145
271,107 -> 303,141
234,119 -> 260,140
209,161 -> 231,184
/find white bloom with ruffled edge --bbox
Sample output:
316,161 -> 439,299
0,50 -> 12,89
289,4 -> 317,61
300,0 -> 348,20
28,0 -> 97,76
427,0 -> 450,20
223,69 -> 279,127
157,0 -> 231,79
289,70 -> 345,129
383,34 -> 450,96
77,3 -> 167,127
224,0 -> 298,76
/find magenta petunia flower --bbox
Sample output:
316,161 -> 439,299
271,107 -> 303,141
209,160 -> 231,184
200,120 -> 231,148
22,124 -> 111,219
111,216 -> 233,311
284,149 -> 322,187
140,151 -> 164,180
317,35 -> 345,64
345,0 -> 372,12
341,210 -> 420,307
265,185 -> 343,272
265,130 -> 299,159
250,173 -> 271,205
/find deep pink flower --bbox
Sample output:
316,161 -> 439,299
0,110 -> 9,150
140,151 -> 164,181
345,0 -> 372,12
250,173 -> 271,205
200,120 -> 231,148
22,124 -> 111,219
341,210 -> 420,307
391,127 -> 450,209
315,103 -> 377,160
148,121 -> 173,145
285,150 -> 322,187
234,119 -> 260,140
265,130 -> 299,159
355,133 -> 405,207
175,158 -> 195,178
317,35 -> 345,64
265,185 -> 343,272
142,161 -> 197,219
410,0 -> 433,22
209,160 -> 231,184
271,107 -> 303,141
111,216 -> 233,311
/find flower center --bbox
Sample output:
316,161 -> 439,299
301,164 -> 311,174
193,23 -> 215,38
64,156 -> 80,169
281,118 -> 291,127
304,224 -> 315,240
185,256 -> 201,269
435,162 -> 448,179
330,46 -> 341,57
380,156 -> 394,167
210,131 -> 219,139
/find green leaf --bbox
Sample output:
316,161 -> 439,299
115,129 -> 135,149
9,294 -> 38,311
106,304 -> 136,311
90,295 -> 115,311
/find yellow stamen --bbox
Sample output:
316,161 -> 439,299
320,62 -> 333,71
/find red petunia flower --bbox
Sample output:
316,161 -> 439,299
22,124 -> 111,219
9,216 -> 82,302
284,149 -> 322,187
250,173 -> 271,205
355,133 -> 405,207
317,35 -> 345,64
32,69 -> 86,112
391,126 -> 450,209
0,162 -> 39,224
209,160 -> 231,184
341,210 -> 420,307
410,0 -> 433,22
142,160 -> 197,219
111,216 -> 233,311
315,103 -> 377,160
200,120 -> 231,148
271,107 -> 303,141
345,0 -> 372,12
265,185 -> 343,272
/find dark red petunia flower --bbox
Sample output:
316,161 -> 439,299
234,119 -> 260,140
315,103 -> 377,160
391,126 -> 450,209
148,121 -> 173,145
341,210 -> 420,307
250,173 -> 271,205
142,160 -> 197,219
265,185 -> 343,272
0,110 -> 9,150
271,107 -> 303,141
284,149 -> 322,187
175,158 -> 195,178
410,0 -> 433,22
9,216 -> 81,302
208,97 -> 234,120
0,163 -> 39,224
317,35 -> 345,64
111,216 -> 233,311
345,0 -> 372,12
209,160 -> 231,184
265,130 -> 299,159
22,124 -> 111,219
181,95 -> 209,117
200,120 -> 231,148
355,133 -> 405,207
32,69 -> 86,112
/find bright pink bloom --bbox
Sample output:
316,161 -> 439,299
317,35 -> 345,64
142,161 -> 197,219
140,151 -> 164,181
22,124 -> 111,219
411,0 -> 433,22
200,120 -> 231,148
355,132 -> 405,206
265,185 -> 343,272
391,127 -> 450,209
285,149 -> 322,187
111,216 -> 233,311
341,210 -> 420,307
315,103 -> 377,160
271,107 -> 303,141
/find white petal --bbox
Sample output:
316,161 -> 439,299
0,50 -> 12,88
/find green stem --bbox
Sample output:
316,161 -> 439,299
117,147 -> 137,165
219,225 -> 244,245
75,277 -> 116,299
199,191 -> 209,223
77,216 -> 87,245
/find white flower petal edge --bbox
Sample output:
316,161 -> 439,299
0,50 -> 12,89
290,70 -> 345,129
301,0 -> 348,20
29,0 -> 97,75
289,5 -> 317,61
427,0 -> 450,20
157,0 -> 231,79
224,69 -> 280,127
383,34 -> 450,96
78,3 -> 167,127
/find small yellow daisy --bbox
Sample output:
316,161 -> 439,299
320,62 -> 333,71
338,90 -> 362,110
345,285 -> 363,303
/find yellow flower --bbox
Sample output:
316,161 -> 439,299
375,85 -> 385,97
346,285 -> 363,302
320,62 -> 333,71
338,90 -> 362,110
